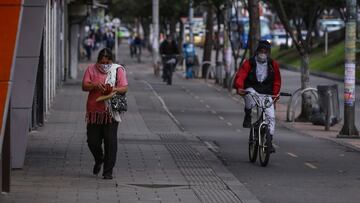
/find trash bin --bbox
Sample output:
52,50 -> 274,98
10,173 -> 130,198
312,84 -> 341,127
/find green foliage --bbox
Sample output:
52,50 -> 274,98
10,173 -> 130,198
109,0 -> 152,23
109,0 -> 188,24
272,40 -> 360,80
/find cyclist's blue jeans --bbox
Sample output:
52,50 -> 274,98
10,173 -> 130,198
243,87 -> 276,135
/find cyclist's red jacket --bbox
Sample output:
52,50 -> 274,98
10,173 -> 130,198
234,58 -> 281,95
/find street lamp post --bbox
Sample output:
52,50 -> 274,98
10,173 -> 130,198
189,0 -> 194,44
152,0 -> 160,74
112,18 -> 121,63
338,0 -> 359,138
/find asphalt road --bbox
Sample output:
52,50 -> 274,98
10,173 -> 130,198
126,60 -> 360,203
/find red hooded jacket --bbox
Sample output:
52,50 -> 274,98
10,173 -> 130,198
234,58 -> 281,95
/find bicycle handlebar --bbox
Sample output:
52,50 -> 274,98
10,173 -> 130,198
237,89 -> 292,109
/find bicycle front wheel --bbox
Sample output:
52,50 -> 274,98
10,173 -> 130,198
259,125 -> 270,167
248,127 -> 258,163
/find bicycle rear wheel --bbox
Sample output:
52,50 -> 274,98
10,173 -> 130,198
259,125 -> 270,167
248,127 -> 258,163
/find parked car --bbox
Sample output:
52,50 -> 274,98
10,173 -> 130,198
272,30 -> 293,47
119,26 -> 131,39
318,19 -> 345,36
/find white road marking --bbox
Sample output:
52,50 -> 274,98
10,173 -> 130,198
286,152 -> 298,158
204,141 -> 219,153
305,162 -> 318,169
143,81 -> 183,130
219,116 -> 224,120
205,105 -> 210,108
199,99 -> 204,103
211,110 -> 217,114
273,143 -> 280,149
236,129 -> 242,133
226,122 -> 233,126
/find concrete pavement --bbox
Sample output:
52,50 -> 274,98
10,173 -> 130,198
0,46 -> 259,203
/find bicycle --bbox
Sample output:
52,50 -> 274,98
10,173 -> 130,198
161,54 -> 180,85
240,90 -> 291,167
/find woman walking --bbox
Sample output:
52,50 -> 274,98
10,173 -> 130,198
82,48 -> 128,179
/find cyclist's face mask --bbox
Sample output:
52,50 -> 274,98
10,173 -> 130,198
256,49 -> 268,63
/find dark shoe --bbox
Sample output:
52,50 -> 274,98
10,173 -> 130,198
243,108 -> 252,128
93,161 -> 103,175
266,134 -> 276,153
103,175 -> 113,180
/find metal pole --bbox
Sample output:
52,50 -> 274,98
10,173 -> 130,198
324,28 -> 328,55
115,27 -> 118,62
189,0 -> 194,44
152,0 -> 160,69
338,0 -> 359,137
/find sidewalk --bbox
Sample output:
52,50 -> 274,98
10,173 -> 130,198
0,45 -> 259,203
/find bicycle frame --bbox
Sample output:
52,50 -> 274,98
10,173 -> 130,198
243,90 -> 292,166
249,94 -> 271,149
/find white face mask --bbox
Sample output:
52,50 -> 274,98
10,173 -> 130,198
101,64 -> 112,71
257,53 -> 267,63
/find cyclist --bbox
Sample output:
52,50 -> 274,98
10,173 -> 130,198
160,34 -> 179,85
234,40 -> 281,153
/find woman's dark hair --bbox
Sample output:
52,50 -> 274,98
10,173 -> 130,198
97,48 -> 114,63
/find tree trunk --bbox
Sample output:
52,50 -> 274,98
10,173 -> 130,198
295,51 -> 313,122
202,5 -> 214,78
170,18 -> 176,37
215,9 -> 221,63
178,20 -> 184,54
249,0 -> 260,56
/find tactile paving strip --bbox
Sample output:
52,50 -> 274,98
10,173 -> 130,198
161,135 -> 242,203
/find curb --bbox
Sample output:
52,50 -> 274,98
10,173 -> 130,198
277,118 -> 360,153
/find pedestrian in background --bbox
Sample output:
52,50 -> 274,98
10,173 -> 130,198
183,43 -> 196,79
82,48 -> 128,179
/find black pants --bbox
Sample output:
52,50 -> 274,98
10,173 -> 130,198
87,121 -> 119,176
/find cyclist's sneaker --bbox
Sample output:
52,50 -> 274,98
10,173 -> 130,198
243,108 -> 252,128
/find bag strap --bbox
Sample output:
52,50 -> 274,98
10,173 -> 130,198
114,64 -> 126,85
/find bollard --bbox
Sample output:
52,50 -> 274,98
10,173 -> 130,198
325,90 -> 332,131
